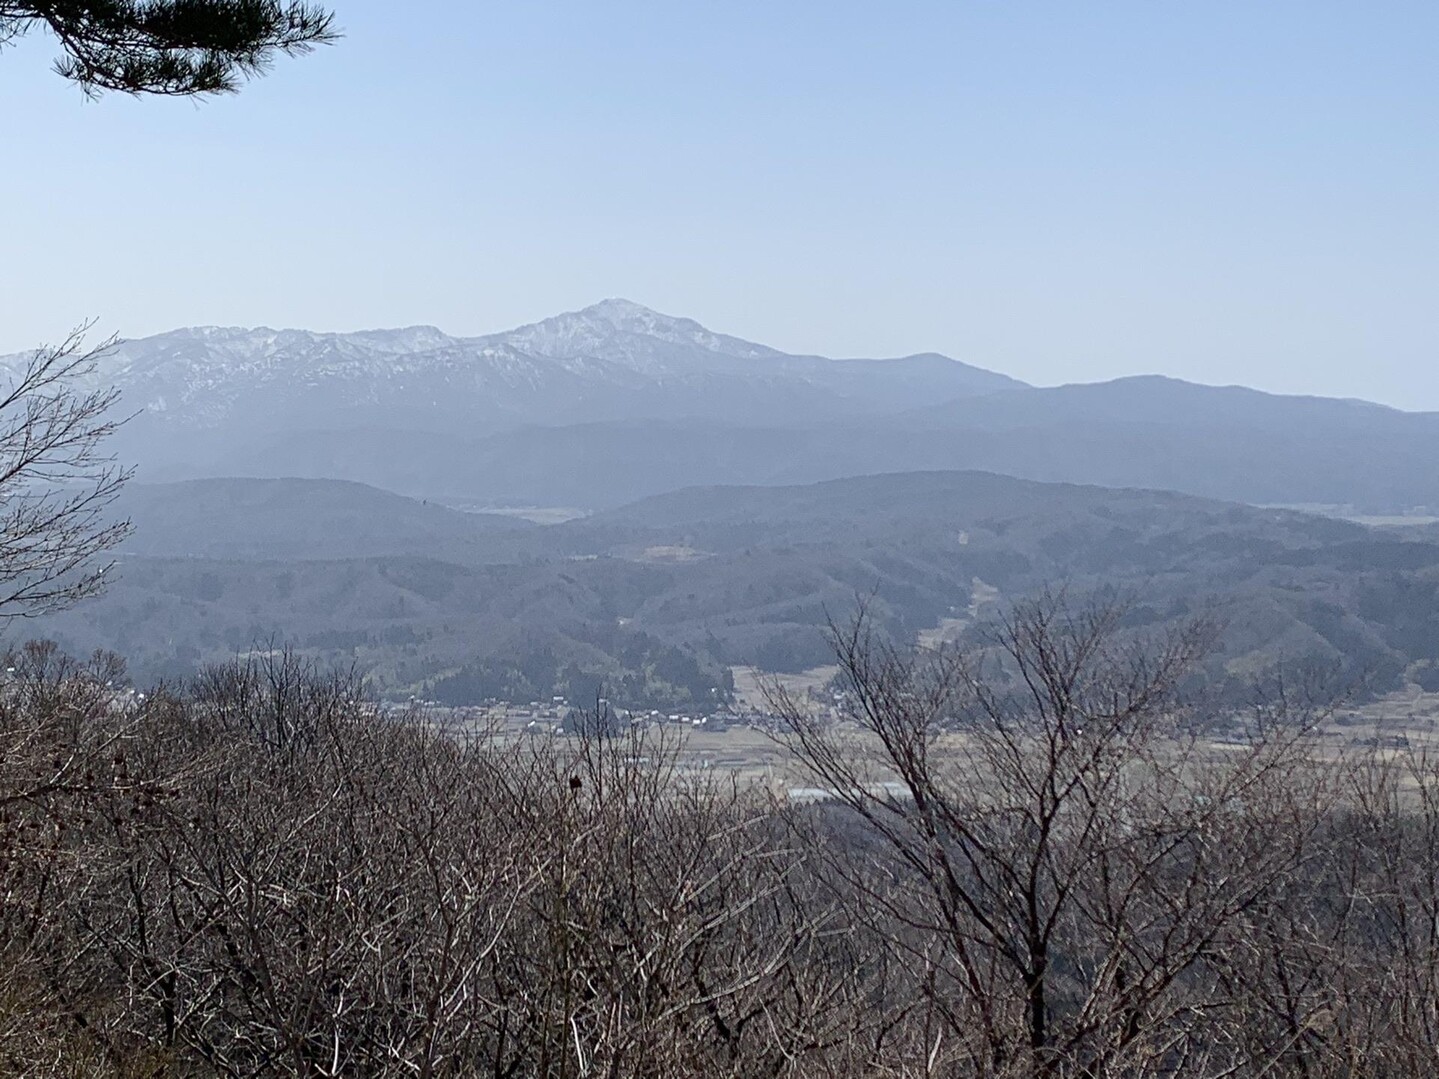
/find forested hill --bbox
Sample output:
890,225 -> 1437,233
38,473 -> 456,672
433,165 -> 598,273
14,472 -> 1439,709
115,478 -> 533,562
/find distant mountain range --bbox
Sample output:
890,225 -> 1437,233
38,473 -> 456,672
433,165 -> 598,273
50,298 -> 1021,434
7,299 -> 1438,512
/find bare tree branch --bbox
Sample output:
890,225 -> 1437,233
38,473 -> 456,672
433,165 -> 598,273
0,324 -> 132,618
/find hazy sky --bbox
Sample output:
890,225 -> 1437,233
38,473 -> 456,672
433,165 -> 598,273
2,2 -> 1435,408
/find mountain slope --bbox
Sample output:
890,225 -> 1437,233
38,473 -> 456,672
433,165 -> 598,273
189,392 -> 1439,513
20,300 -> 1020,444
116,478 -> 533,562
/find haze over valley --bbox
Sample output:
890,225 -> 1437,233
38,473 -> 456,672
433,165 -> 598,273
9,302 -> 1439,712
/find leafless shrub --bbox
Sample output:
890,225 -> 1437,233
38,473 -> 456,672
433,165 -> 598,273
0,654 -> 864,1076
7,599 -> 1439,1077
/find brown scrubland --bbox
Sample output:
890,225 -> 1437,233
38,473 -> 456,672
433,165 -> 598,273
4,595 -> 1439,1078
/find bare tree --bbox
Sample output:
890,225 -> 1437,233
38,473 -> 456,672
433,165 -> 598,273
6,655 -> 862,1077
0,326 -> 132,619
13,624 -> 1439,1076
771,591 -> 1337,1077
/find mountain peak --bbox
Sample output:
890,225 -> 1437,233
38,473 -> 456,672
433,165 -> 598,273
561,298 -> 694,335
581,298 -> 664,320
494,299 -> 736,367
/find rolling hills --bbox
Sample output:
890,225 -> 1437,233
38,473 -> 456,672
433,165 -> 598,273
17,472 -> 1439,709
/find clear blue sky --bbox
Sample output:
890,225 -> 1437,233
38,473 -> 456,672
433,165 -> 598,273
2,1 -> 1435,408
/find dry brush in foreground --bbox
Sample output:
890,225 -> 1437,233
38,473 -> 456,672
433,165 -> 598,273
2,597 -> 1439,1077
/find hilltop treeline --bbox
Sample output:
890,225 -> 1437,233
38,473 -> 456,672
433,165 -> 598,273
5,600 -> 1439,1077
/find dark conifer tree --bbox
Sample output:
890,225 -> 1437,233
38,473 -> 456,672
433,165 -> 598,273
2,1 -> 336,95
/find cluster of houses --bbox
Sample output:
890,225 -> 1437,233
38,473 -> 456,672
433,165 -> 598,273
384,691 -> 793,735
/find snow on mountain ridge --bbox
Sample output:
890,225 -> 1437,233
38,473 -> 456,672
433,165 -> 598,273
0,301 -> 1025,433
485,299 -> 784,375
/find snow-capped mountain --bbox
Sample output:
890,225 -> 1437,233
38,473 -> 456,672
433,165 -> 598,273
492,298 -> 785,369
2,300 -> 1026,437
7,300 -> 1439,515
